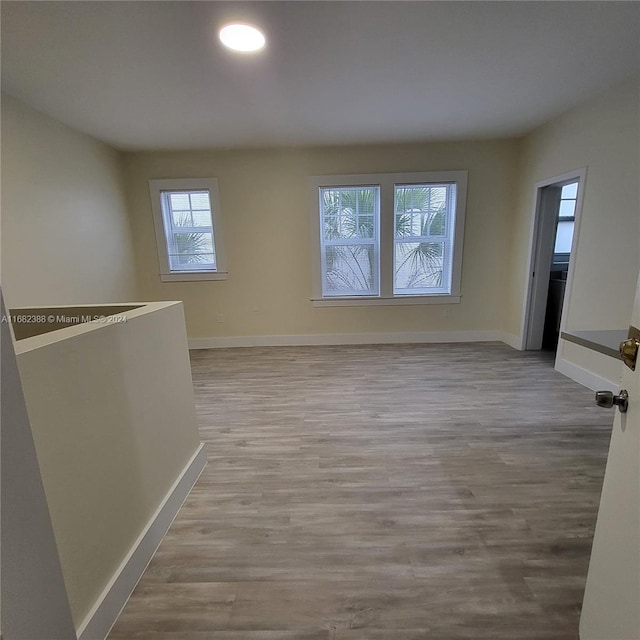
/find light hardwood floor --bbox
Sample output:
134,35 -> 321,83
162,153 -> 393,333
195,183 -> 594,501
108,343 -> 612,640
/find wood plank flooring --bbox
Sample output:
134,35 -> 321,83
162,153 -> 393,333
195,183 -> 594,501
108,343 -> 613,640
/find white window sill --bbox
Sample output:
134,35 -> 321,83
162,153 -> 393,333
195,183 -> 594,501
160,271 -> 228,282
311,295 -> 461,307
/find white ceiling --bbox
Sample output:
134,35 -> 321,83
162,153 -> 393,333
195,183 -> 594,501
2,1 -> 639,151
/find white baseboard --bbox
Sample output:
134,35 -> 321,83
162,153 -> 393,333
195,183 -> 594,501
189,330 -> 503,350
76,444 -> 207,640
499,331 -> 524,350
555,357 -> 617,392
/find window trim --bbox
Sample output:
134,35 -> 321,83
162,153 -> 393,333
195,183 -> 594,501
309,171 -> 467,305
149,178 -> 227,282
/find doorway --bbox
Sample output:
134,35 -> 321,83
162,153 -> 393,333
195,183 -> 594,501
523,168 -> 586,352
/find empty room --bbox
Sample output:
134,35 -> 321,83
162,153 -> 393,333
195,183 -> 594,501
1,2 -> 639,640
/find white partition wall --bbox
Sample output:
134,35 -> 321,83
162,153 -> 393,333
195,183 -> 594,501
6,300 -> 205,640
1,292 -> 77,639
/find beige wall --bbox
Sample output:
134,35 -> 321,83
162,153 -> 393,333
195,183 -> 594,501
123,140 -> 519,340
1,94 -> 139,307
15,302 -> 201,629
505,75 -> 640,341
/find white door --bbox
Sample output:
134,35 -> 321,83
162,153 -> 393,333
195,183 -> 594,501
579,272 -> 640,639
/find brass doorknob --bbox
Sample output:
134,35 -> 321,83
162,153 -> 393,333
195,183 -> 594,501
620,338 -> 639,371
595,389 -> 629,413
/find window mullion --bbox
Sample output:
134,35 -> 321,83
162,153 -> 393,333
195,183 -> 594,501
325,238 -> 376,247
379,179 -> 394,298
170,226 -> 212,235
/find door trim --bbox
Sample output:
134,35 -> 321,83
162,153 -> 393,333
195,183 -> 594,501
520,167 -> 587,350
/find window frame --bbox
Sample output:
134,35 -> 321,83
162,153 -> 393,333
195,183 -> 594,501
318,184 -> 381,297
149,178 -> 227,282
393,182 -> 457,296
309,171 -> 467,306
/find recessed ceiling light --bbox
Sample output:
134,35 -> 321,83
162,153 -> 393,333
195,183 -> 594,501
219,23 -> 266,53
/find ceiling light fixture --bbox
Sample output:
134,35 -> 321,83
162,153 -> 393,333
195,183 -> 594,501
219,23 -> 266,53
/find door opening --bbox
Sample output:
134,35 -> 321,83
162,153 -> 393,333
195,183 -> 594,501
541,181 -> 578,351
523,169 -> 586,352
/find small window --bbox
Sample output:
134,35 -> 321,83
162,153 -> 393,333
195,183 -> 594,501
554,181 -> 578,258
310,171 -> 467,306
149,178 -> 227,282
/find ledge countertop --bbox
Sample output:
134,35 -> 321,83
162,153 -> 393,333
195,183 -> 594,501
560,329 -> 626,360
